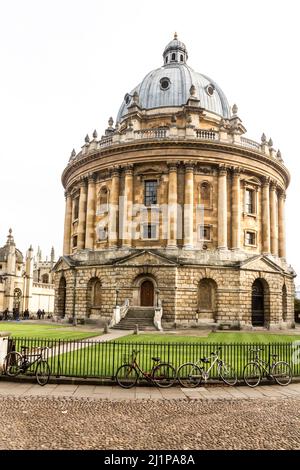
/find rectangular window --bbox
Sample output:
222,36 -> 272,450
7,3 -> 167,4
144,180 -> 157,206
73,235 -> 78,248
245,189 -> 255,214
245,231 -> 256,245
73,197 -> 79,220
198,225 -> 211,241
142,224 -> 158,239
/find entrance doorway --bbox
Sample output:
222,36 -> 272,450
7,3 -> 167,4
252,279 -> 264,326
140,280 -> 154,306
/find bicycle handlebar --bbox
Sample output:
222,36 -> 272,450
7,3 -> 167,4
249,348 -> 264,352
210,347 -> 222,355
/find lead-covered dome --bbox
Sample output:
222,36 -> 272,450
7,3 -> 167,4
117,34 -> 231,123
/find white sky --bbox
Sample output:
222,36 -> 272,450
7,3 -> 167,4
0,0 -> 299,279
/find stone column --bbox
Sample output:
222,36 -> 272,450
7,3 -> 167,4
231,167 -> 241,250
183,162 -> 194,248
109,167 -> 120,248
167,162 -> 178,248
218,165 -> 228,250
270,181 -> 278,256
278,190 -> 286,258
63,191 -> 72,255
85,173 -> 97,250
77,178 -> 88,249
261,177 -> 271,253
122,165 -> 133,247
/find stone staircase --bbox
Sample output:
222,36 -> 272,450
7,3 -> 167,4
111,306 -> 156,331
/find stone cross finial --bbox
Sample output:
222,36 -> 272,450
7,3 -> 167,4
261,133 -> 267,143
93,129 -> 98,139
85,134 -> 90,143
232,104 -> 238,115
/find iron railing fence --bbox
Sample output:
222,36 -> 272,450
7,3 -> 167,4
5,337 -> 300,381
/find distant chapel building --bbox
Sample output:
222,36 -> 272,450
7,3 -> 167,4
53,35 -> 296,329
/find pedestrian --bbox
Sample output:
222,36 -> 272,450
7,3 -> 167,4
23,309 -> 29,320
41,309 -> 45,320
3,308 -> 8,321
37,309 -> 42,320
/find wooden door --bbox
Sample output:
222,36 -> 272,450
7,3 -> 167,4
252,279 -> 264,326
141,280 -> 154,306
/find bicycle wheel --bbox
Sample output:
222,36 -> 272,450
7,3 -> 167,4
243,362 -> 261,387
272,361 -> 292,386
152,363 -> 176,388
177,362 -> 202,388
218,362 -> 237,386
115,364 -> 138,388
36,360 -> 51,386
4,352 -> 23,376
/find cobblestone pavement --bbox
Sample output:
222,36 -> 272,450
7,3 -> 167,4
0,395 -> 300,450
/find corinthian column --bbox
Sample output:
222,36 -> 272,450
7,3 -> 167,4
261,177 -> 271,253
218,165 -> 228,250
183,162 -> 194,248
85,173 -> 97,249
63,191 -> 72,255
270,181 -> 278,256
231,167 -> 241,250
167,162 -> 178,248
122,165 -> 133,247
278,189 -> 286,258
108,167 -> 120,248
77,178 -> 88,249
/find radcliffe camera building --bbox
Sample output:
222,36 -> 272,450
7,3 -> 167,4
53,35 -> 296,329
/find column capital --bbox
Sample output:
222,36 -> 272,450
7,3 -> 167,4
270,180 -> 278,191
261,176 -> 270,187
218,164 -> 228,176
167,161 -> 179,172
78,176 -> 88,188
231,166 -> 241,177
123,164 -> 134,175
184,161 -> 195,172
87,172 -> 97,183
278,188 -> 286,200
110,166 -> 121,178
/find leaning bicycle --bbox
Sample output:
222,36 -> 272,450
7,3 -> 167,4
115,350 -> 176,388
243,347 -> 292,387
4,345 -> 51,386
177,346 -> 237,387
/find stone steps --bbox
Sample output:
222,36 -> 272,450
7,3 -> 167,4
111,306 -> 156,330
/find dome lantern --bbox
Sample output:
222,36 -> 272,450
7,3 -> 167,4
163,33 -> 188,65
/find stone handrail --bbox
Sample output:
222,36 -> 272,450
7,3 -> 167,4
154,306 -> 163,331
99,136 -> 113,148
195,129 -> 218,141
240,136 -> 261,151
134,128 -> 168,139
109,299 -> 129,327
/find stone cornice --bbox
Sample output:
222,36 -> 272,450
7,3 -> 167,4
62,139 -> 290,190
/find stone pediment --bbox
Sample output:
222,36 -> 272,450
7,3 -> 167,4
52,256 -> 76,272
114,250 -> 178,267
240,255 -> 284,273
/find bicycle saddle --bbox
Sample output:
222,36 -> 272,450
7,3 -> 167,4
152,357 -> 160,362
271,354 -> 279,358
201,357 -> 210,363
21,346 -> 29,351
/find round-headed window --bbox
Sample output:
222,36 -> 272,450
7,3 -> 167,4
160,77 -> 170,91
206,84 -> 215,96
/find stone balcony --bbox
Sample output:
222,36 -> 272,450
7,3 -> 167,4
68,125 -> 284,166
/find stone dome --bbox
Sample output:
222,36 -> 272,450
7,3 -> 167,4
117,34 -> 231,123
0,229 -> 23,264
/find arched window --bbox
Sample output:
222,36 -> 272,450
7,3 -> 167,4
171,53 -> 176,61
87,277 -> 102,317
73,197 -> 79,220
99,187 -> 108,213
180,54 -> 183,62
282,284 -> 288,321
93,280 -> 102,307
198,278 -> 217,320
200,182 -> 211,209
165,56 -> 168,63
58,277 -> 66,318
42,273 -> 49,284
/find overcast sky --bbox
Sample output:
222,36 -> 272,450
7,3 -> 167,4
0,0 -> 299,279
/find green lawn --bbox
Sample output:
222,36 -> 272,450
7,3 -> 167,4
0,321 -> 100,340
115,331 -> 300,344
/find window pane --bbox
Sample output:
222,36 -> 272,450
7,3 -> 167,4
144,180 -> 157,206
143,224 -> 157,239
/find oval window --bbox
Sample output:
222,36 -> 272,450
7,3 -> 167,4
160,77 -> 170,91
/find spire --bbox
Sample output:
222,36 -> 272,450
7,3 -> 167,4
174,32 -> 178,40
51,246 -> 55,262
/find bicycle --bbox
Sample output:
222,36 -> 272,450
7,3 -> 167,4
115,350 -> 176,388
177,346 -> 237,387
243,347 -> 292,387
4,345 -> 51,386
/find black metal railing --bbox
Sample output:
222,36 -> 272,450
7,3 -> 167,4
4,337 -> 300,381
